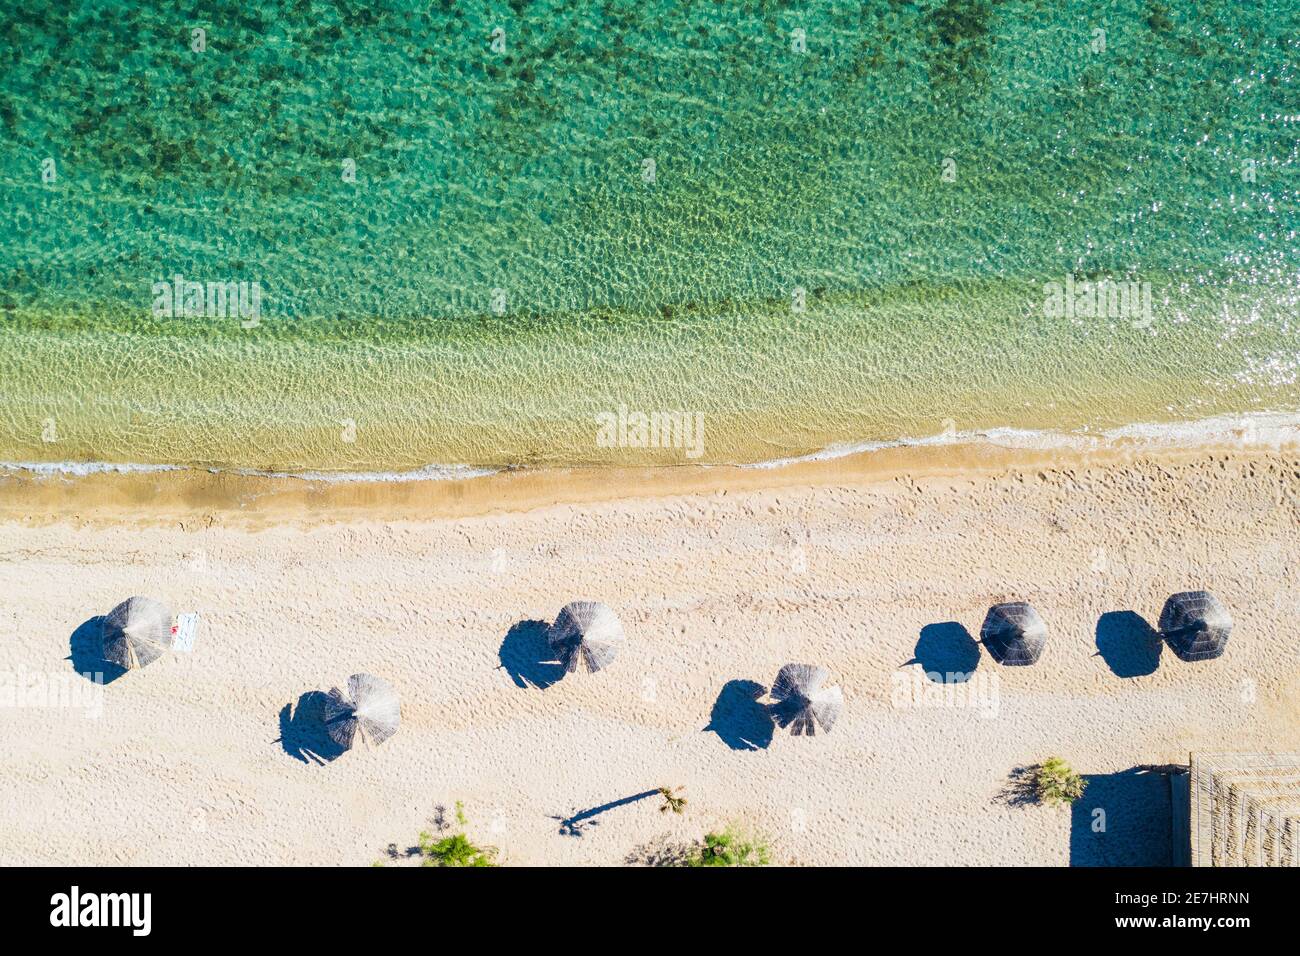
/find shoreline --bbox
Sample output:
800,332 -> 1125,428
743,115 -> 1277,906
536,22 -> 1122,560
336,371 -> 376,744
2,423 -> 1299,527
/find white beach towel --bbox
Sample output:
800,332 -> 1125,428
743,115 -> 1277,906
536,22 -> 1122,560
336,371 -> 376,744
172,612 -> 200,652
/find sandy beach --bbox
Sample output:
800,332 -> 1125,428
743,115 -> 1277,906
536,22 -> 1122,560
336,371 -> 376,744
1,448 -> 1297,866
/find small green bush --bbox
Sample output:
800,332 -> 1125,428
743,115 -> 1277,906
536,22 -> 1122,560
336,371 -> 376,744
418,831 -> 497,867
686,827 -> 770,867
1035,756 -> 1086,806
416,802 -> 498,867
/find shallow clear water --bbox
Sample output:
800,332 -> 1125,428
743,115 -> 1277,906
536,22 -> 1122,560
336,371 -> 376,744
2,1 -> 1297,472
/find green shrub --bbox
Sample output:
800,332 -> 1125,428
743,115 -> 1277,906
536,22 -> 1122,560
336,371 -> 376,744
416,802 -> 498,867
1035,756 -> 1086,806
686,827 -> 770,867
418,831 -> 497,867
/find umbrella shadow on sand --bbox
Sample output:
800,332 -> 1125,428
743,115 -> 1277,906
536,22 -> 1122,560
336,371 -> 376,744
67,616 -> 126,685
498,619 -> 565,689
705,679 -> 773,751
1095,611 -> 1162,678
277,691 -> 346,765
906,622 -> 981,683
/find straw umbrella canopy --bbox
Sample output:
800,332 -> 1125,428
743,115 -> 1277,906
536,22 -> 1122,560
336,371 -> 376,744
980,601 -> 1047,666
770,663 -> 842,736
1160,591 -> 1232,662
548,601 -> 624,674
101,596 -> 174,670
322,673 -> 401,749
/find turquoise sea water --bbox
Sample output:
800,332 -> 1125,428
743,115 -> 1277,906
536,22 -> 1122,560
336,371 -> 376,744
1,1 -> 1297,472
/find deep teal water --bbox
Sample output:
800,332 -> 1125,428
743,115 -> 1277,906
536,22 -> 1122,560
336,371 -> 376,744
1,1 -> 1297,470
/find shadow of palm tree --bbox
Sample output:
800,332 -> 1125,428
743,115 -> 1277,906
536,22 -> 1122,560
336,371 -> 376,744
994,764 -> 1040,807
704,679 -> 773,750
907,621 -> 980,683
498,619 -> 564,689
276,691 -> 346,764
67,616 -> 126,684
1095,611 -> 1162,678
552,789 -> 659,837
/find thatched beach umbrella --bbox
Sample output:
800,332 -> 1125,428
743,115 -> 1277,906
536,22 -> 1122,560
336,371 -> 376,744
322,673 -> 401,749
980,601 -> 1047,666
101,596 -> 174,670
1160,591 -> 1232,662
770,663 -> 842,736
548,601 -> 624,674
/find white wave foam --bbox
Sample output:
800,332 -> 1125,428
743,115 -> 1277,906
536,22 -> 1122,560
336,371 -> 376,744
0,460 -> 184,477
739,411 -> 1300,470
738,433 -> 954,470
4,412 -> 1298,482
0,460 -> 497,483
223,463 -> 499,483
1102,411 -> 1300,448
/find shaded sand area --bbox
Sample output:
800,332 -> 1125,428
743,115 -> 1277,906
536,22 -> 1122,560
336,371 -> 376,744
0,450 -> 1297,865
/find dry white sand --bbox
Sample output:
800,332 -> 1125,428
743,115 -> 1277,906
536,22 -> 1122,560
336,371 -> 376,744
1,452 -> 1297,865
